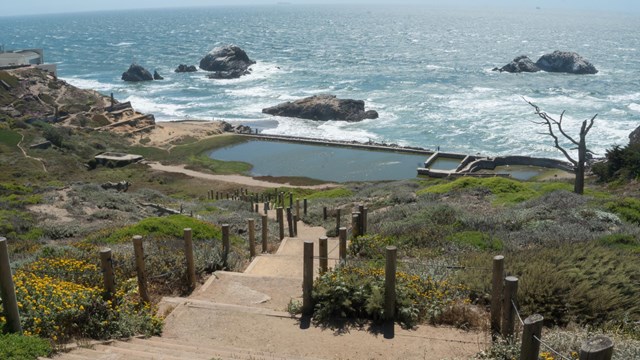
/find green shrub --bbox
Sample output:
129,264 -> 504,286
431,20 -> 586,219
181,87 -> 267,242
593,143 -> 640,182
310,265 -> 468,328
446,231 -> 503,251
305,188 -> 353,200
599,234 -> 640,252
457,243 -> 640,327
0,333 -> 51,360
418,177 -> 538,204
96,215 -> 221,244
349,234 -> 398,259
606,197 -> 640,224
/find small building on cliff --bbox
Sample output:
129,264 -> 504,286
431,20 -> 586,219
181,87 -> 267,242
0,47 -> 57,75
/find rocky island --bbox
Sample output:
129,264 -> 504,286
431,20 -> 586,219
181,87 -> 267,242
262,94 -> 379,122
494,51 -> 598,74
199,45 -> 255,79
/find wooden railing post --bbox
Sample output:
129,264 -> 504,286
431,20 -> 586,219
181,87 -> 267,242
277,207 -> 285,240
319,237 -> 328,273
358,204 -> 365,235
339,227 -> 347,263
293,214 -> 298,237
248,219 -> 256,258
261,214 -> 268,253
579,336 -> 614,360
296,199 -> 300,218
351,212 -> 360,238
286,207 -> 294,237
100,248 -> 116,299
362,207 -> 368,235
384,246 -> 397,322
335,208 -> 341,234
302,241 -> 314,315
323,206 -> 327,220
0,237 -> 21,333
222,224 -> 230,268
502,276 -> 519,339
491,255 -> 505,339
132,235 -> 150,303
520,314 -> 544,360
183,228 -> 196,290
303,198 -> 308,216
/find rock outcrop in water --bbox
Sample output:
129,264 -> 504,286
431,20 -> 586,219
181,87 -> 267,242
493,55 -> 540,73
153,70 -> 163,80
630,126 -> 640,145
121,64 -> 154,82
535,51 -> 598,74
262,95 -> 379,122
175,64 -> 197,73
494,51 -> 598,74
199,45 -> 255,79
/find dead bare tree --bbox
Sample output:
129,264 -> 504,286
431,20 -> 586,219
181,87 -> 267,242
524,98 -> 596,195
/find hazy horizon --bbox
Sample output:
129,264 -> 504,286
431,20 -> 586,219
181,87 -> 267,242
3,0 -> 640,17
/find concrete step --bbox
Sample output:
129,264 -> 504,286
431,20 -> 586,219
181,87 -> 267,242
190,271 -> 302,311
129,337 -> 322,360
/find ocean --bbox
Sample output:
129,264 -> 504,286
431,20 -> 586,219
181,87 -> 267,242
2,4 -> 639,158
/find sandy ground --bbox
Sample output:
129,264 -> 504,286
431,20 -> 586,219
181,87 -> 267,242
139,120 -> 226,149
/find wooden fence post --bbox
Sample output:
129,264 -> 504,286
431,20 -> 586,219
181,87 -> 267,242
261,214 -> 268,253
491,255 -> 505,339
335,208 -> 341,234
289,193 -> 293,208
323,206 -> 327,220
362,207 -> 368,235
183,228 -> 196,290
319,237 -> 328,273
296,199 -> 300,218
0,237 -> 21,333
222,224 -> 230,268
351,212 -> 360,238
502,276 -> 519,339
385,246 -> 397,322
302,241 -> 314,315
303,198 -> 308,216
277,207 -> 285,240
100,248 -> 116,298
579,335 -> 614,360
339,227 -> 347,263
520,314 -> 544,360
254,203 -> 259,213
293,214 -> 298,237
264,201 -> 269,214
132,235 -> 150,303
358,204 -> 365,235
287,207 -> 294,237
248,219 -> 256,258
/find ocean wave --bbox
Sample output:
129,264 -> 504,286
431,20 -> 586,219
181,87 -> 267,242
628,103 -> 640,112
123,95 -> 186,119
108,42 -> 135,47
62,77 -> 115,92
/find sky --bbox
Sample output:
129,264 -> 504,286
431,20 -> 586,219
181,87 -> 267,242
2,0 -> 639,17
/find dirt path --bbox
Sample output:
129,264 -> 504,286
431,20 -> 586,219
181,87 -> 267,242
145,161 -> 338,189
17,133 -> 47,172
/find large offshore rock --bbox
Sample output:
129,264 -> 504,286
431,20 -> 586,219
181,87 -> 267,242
535,51 -> 598,74
121,64 -> 154,82
262,94 -> 379,122
199,45 -> 255,77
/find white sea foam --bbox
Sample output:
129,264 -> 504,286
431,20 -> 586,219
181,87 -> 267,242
62,77 -> 114,92
628,103 -> 640,112
109,42 -> 134,47
123,95 -> 185,119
